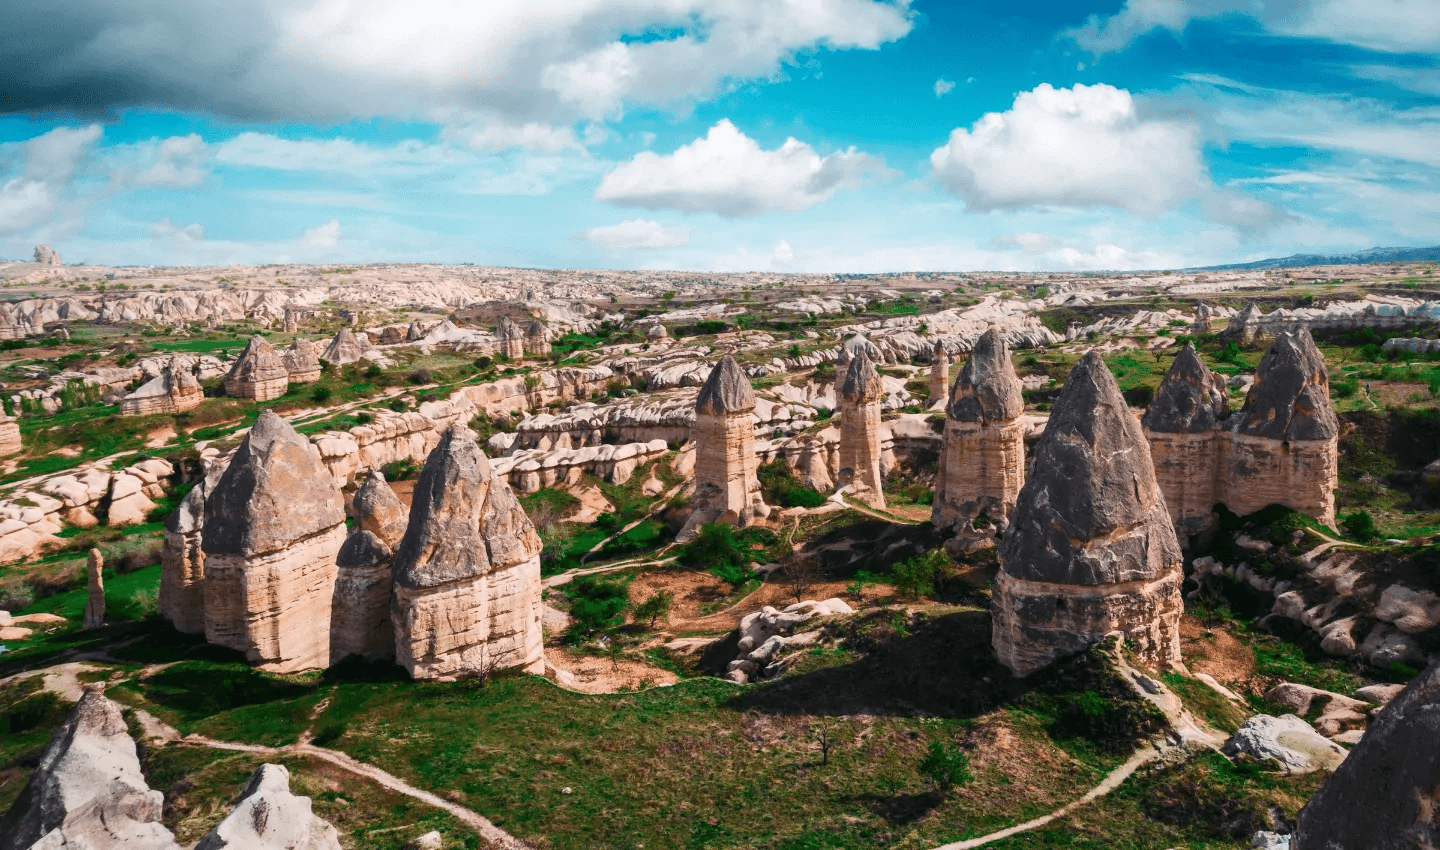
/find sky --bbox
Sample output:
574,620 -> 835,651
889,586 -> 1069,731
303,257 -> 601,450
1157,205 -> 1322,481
1,0 -> 1438,273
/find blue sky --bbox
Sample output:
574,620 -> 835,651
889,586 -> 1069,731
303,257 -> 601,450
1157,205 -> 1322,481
1,0 -> 1437,272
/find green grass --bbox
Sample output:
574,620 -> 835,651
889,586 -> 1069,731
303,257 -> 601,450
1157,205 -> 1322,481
18,563 -> 162,622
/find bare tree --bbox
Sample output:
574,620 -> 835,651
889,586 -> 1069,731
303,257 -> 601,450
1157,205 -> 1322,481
811,723 -> 836,767
784,557 -> 824,604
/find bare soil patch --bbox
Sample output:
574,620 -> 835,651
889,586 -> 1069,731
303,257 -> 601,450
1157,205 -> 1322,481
387,479 -> 415,508
546,646 -> 679,693
1179,614 -> 1256,687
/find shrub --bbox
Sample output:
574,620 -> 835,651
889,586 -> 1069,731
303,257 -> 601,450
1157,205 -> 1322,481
365,364 -> 383,380
634,590 -> 674,629
382,458 -> 421,481
408,369 -> 432,385
130,587 -> 158,618
757,459 -> 826,508
679,522 -> 751,587
566,574 -> 631,634
310,385 -> 332,404
918,740 -> 970,794
1341,510 -> 1378,542
890,549 -> 953,599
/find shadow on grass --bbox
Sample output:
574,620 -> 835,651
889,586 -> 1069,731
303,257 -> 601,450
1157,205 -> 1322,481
845,790 -> 946,826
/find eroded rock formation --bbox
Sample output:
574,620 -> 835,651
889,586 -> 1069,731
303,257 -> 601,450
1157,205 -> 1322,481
320,328 -> 370,365
932,327 -> 1025,531
927,340 -> 949,409
681,356 -> 770,540
0,413 -> 22,457
838,351 -> 885,508
391,425 -> 544,680
992,350 -> 1184,677
202,410 -> 346,673
496,316 -> 525,360
1142,343 -> 1231,536
83,548 -> 104,629
834,334 -> 881,399
224,335 -> 290,402
283,337 -> 323,383
195,764 -> 341,850
159,468 -> 221,635
330,470 -> 407,663
120,362 -> 203,416
525,320 -> 550,356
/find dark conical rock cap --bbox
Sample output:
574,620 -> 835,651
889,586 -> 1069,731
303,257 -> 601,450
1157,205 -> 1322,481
932,339 -> 948,359
336,529 -> 391,569
1235,301 -> 1262,323
1000,350 -> 1181,586
392,424 -> 495,588
1233,330 -> 1337,441
1142,343 -> 1227,433
1295,659 -> 1440,847
840,351 -> 883,403
352,469 -> 408,548
695,355 -> 755,415
203,410 -> 345,557
947,328 -> 1023,423
526,320 -> 546,337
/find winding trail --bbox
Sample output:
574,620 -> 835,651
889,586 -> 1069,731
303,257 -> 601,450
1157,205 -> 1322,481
578,481 -> 686,564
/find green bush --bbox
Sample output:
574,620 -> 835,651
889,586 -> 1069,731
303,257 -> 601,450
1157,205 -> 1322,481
890,549 -> 954,599
757,459 -> 826,508
634,590 -> 674,629
918,739 -> 970,794
1341,510 -> 1378,542
310,385 -> 332,404
566,574 -> 632,635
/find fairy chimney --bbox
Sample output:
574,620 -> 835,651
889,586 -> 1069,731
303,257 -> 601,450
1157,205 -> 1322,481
120,362 -> 203,416
319,328 -> 369,366
1142,343 -> 1231,537
1226,301 -> 1264,343
223,336 -> 289,402
390,425 -> 544,680
496,317 -> 525,360
159,467 -> 223,635
928,340 -> 950,410
680,355 -> 770,540
992,351 -> 1184,677
330,470 -> 408,663
932,328 -> 1026,531
83,549 -> 104,629
201,410 -> 346,673
524,320 -> 551,356
835,334 -> 881,399
838,352 -> 886,508
283,338 -> 322,383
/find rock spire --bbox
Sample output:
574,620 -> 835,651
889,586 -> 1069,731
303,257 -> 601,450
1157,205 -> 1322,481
838,351 -> 886,508
330,470 -> 406,663
932,328 -> 1026,531
83,548 -> 104,629
927,340 -> 950,410
223,336 -> 289,402
681,356 -> 770,539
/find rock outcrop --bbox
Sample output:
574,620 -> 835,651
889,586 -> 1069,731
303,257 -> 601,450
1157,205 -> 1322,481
120,362 -> 203,415
159,468 -> 221,635
524,320 -> 550,356
195,764 -> 341,850
83,548 -> 104,629
320,328 -> 370,365
391,425 -> 544,680
646,323 -> 668,341
0,686 -> 179,850
283,337 -> 323,383
1294,660 -> 1440,847
0,413 -> 22,457
1142,344 -> 1231,536
927,340 -> 949,409
224,336 -> 290,402
838,352 -> 885,508
1222,713 -> 1347,774
202,410 -> 346,673
330,470 -> 406,663
680,356 -> 770,540
932,327 -> 1026,531
834,334 -> 880,399
496,316 -> 525,360
33,245 -> 61,266
992,350 -> 1184,677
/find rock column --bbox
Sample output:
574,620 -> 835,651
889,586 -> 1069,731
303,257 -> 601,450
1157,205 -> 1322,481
1142,343 -> 1230,537
838,352 -> 886,508
201,410 -> 346,673
524,320 -> 551,356
330,470 -> 408,663
0,412 -> 20,456
992,350 -> 1184,677
928,341 -> 950,410
223,336 -> 290,402
835,334 -> 880,400
159,468 -> 221,635
680,355 -> 770,540
497,317 -> 525,360
391,425 -> 544,680
932,328 -> 1026,531
83,548 -> 104,629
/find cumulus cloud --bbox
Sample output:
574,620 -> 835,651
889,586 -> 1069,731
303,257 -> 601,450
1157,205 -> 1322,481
135,134 -> 209,188
597,119 -> 884,216
1068,0 -> 1440,56
934,78 -> 955,97
582,219 -> 690,249
0,1 -> 912,130
23,125 -> 102,183
0,125 -> 102,233
151,218 -> 206,241
300,219 -> 343,251
929,83 -> 1206,215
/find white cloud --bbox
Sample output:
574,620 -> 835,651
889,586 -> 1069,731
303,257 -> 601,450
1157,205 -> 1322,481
3,1 -> 913,129
134,134 -> 210,188
582,219 -> 691,249
0,125 -> 102,234
992,232 -> 1059,252
444,120 -> 582,154
934,78 -> 955,97
151,218 -> 206,241
0,179 -> 56,233
929,83 -> 1206,215
771,239 -> 795,266
1068,0 -> 1440,56
596,119 -> 884,216
23,125 -> 102,183
215,133 -> 461,173
300,219 -> 343,251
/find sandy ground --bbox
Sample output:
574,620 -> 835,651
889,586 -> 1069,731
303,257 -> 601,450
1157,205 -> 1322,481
1179,614 -> 1257,689
545,646 -> 679,693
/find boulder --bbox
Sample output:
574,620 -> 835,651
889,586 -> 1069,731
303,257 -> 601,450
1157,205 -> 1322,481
1222,714 -> 1347,774
195,764 -> 341,850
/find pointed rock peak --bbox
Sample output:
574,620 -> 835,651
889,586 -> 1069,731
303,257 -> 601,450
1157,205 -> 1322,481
353,468 -> 407,548
1236,301 -> 1262,321
948,327 -> 1023,423
841,334 -> 878,360
1000,349 -> 1179,585
70,683 -> 129,737
248,408 -> 294,447
841,351 -> 883,403
332,327 -> 357,344
238,335 -> 276,357
696,355 -> 755,415
392,424 -> 494,589
497,316 -> 521,336
1142,343 -> 1227,433
527,320 -> 546,336
932,340 -> 948,358
196,764 -> 340,850
1235,329 -> 1337,440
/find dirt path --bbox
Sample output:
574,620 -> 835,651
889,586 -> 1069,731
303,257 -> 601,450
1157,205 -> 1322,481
579,481 -> 686,564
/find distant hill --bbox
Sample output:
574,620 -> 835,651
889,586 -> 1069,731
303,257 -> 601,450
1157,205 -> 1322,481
1191,246 -> 1440,271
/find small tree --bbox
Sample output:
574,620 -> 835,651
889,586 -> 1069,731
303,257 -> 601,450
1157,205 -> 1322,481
810,722 -> 836,767
1341,510 -> 1378,542
919,740 -> 970,796
784,558 -> 822,604
634,590 -> 674,629
845,569 -> 875,603
891,549 -> 954,600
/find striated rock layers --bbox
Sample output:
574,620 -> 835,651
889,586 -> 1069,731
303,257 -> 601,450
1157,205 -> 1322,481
1142,343 -> 1231,536
0,412 -> 20,456
1293,659 -> 1440,848
159,466 -> 223,635
681,356 -> 770,540
932,327 -> 1026,531
838,352 -> 886,508
525,320 -> 550,356
928,340 -> 949,410
202,410 -> 346,673
0,686 -> 179,850
1143,331 -> 1338,532
224,335 -> 290,402
390,425 -> 544,681
120,362 -> 203,416
283,337 -> 323,383
330,470 -> 408,663
195,764 -> 341,850
497,316 -> 525,359
992,351 -> 1184,677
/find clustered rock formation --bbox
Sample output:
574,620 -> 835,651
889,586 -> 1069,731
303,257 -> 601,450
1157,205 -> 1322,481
497,316 -> 526,359
991,351 -> 1184,677
932,328 -> 1026,532
525,320 -> 550,356
160,410 -> 543,680
838,351 -> 885,508
1145,331 -> 1339,532
0,687 -> 341,850
283,337 -> 323,383
223,336 -> 290,402
681,356 -> 770,540
120,362 -> 203,416
391,425 -> 545,680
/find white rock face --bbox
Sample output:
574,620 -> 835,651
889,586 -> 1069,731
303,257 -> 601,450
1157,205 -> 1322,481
727,598 -> 853,683
1222,714 -> 1348,773
195,764 -> 341,850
